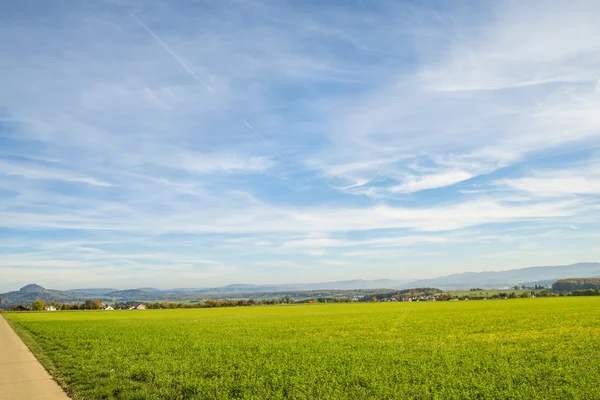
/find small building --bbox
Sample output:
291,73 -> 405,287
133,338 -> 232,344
135,304 -> 147,310
45,305 -> 57,311
102,305 -> 114,311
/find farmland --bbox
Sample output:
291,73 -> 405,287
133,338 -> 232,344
4,298 -> 600,399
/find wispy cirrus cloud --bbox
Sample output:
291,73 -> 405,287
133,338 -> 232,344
495,160 -> 600,197
0,160 -> 113,187
1,0 -> 600,290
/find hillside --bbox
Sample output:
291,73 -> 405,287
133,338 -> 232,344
66,288 -> 117,295
0,284 -> 91,307
402,262 -> 600,289
552,278 -> 600,292
193,279 -> 409,294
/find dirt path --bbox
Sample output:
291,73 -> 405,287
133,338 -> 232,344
0,314 -> 69,399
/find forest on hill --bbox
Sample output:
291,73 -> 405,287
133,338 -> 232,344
552,278 -> 600,292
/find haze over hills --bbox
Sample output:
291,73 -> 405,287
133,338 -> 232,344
66,288 -> 117,295
404,262 -> 600,289
69,262 -> 600,293
1,262 -> 599,307
69,280 -> 411,296
191,279 -> 410,293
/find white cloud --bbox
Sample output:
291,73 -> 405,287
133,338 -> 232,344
306,0 -> 600,201
0,160 -> 112,187
0,193 -> 587,234
420,1 -> 600,92
390,170 -> 473,193
496,162 -> 600,197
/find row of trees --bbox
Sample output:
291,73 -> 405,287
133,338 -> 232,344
7,297 -> 298,312
570,289 -> 600,296
24,299 -> 104,311
143,297 -> 296,309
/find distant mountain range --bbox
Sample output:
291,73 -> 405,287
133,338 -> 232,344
67,288 -> 117,295
1,262 -> 599,307
65,279 -> 410,296
190,279 -> 410,293
402,262 -> 600,289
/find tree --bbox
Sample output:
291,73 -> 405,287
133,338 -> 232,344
83,300 -> 94,309
92,299 -> 102,310
31,299 -> 46,311
438,293 -> 453,301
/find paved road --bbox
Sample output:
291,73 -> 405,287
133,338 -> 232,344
0,314 -> 69,399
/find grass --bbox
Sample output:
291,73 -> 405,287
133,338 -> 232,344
4,298 -> 600,399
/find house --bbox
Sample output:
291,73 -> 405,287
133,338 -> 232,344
45,305 -> 57,311
134,304 -> 147,310
102,305 -> 114,311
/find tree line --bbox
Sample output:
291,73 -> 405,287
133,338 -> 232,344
4,297 -> 297,311
144,297 -> 296,309
17,299 -> 104,311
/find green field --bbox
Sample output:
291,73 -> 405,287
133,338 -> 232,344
4,298 -> 600,399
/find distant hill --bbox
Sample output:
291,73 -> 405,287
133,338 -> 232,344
552,278 -> 600,292
19,284 -> 45,293
193,279 -> 409,294
401,262 -> 600,289
66,288 -> 117,295
107,289 -> 152,298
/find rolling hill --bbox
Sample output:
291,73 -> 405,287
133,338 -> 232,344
402,262 -> 600,289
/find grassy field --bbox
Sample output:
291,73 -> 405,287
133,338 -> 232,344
4,298 -> 600,399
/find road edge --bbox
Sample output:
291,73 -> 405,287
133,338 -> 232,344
1,313 -> 74,399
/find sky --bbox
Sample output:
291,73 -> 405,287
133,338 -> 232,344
1,0 -> 600,291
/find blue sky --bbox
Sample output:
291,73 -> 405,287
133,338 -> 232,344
1,0 -> 600,291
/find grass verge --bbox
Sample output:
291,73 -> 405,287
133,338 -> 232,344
5,315 -> 76,399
